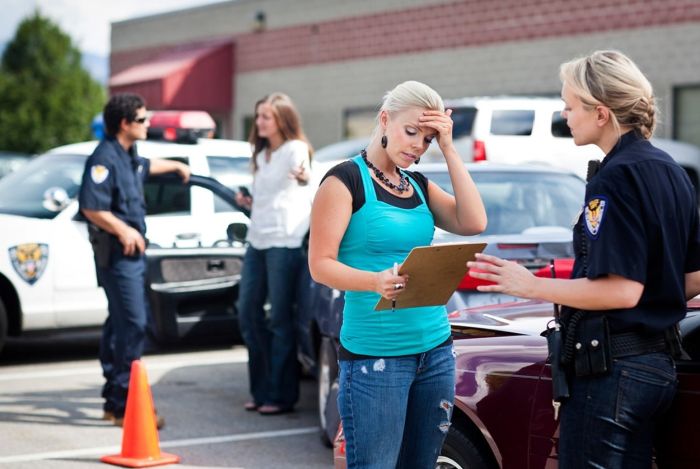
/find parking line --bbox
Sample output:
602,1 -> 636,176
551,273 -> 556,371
0,353 -> 247,382
0,426 -> 319,463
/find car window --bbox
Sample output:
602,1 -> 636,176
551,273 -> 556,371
144,180 -> 191,215
144,157 -> 190,216
214,191 -> 238,213
207,155 -> 252,191
0,153 -> 31,178
551,112 -> 572,138
490,110 -> 535,136
451,107 -> 477,139
0,154 -> 84,219
425,170 -> 585,235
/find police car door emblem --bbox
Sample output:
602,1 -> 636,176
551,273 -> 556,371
8,243 -> 49,285
584,197 -> 607,239
90,165 -> 109,184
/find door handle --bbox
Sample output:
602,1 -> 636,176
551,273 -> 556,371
207,259 -> 225,271
176,233 -> 200,240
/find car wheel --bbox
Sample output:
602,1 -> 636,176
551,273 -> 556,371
0,297 -> 7,355
437,426 -> 491,469
318,336 -> 339,447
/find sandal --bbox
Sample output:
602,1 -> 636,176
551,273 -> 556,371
257,404 -> 293,415
243,401 -> 260,411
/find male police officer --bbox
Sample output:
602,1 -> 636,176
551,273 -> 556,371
79,93 -> 190,427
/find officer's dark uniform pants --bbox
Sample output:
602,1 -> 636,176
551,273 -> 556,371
96,251 -> 148,417
559,352 -> 677,468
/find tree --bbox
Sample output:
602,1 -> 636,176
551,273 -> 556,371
0,12 -> 104,153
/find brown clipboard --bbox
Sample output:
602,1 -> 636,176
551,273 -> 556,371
374,242 -> 487,311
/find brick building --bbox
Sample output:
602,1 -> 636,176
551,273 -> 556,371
110,0 -> 700,149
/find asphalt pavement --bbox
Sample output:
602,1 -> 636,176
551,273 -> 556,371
0,335 -> 332,468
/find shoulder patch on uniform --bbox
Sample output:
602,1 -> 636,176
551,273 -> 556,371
90,165 -> 109,184
584,196 -> 607,239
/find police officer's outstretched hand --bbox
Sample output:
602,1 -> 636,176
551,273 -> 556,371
467,253 -> 537,298
119,226 -> 146,256
176,162 -> 191,183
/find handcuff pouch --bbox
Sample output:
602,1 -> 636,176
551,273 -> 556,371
574,314 -> 611,377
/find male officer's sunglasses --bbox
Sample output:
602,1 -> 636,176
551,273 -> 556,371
131,112 -> 152,124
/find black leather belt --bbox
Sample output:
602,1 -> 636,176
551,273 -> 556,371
610,331 -> 667,358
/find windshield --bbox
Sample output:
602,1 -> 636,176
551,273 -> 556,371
424,169 -> 585,236
0,153 -> 86,219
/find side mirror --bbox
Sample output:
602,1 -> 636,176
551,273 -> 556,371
227,223 -> 248,243
42,187 -> 71,212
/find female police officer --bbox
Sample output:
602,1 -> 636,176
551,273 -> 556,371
468,50 -> 700,467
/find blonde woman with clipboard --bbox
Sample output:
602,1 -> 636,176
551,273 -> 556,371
308,81 -> 486,469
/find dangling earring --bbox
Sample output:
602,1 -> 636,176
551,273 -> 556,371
415,157 -> 420,164
381,135 -> 388,148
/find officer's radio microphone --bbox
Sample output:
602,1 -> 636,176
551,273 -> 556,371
586,159 -> 601,182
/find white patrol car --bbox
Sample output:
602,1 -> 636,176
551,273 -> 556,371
0,129 -> 253,354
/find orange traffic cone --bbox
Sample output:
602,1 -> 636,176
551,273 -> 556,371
101,360 -> 179,467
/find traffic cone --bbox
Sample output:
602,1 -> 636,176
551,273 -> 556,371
101,360 -> 179,467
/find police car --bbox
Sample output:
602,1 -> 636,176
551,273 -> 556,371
0,113 -> 253,354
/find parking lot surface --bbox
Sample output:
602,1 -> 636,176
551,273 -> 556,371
0,335 -> 332,468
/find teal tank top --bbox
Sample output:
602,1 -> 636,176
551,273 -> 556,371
338,155 -> 450,356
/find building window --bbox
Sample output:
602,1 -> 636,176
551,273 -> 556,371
344,108 -> 377,139
674,85 -> 700,147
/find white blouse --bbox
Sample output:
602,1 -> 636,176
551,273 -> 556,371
246,139 -> 313,249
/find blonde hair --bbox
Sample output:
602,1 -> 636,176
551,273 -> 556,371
371,81 -> 445,140
248,92 -> 313,171
559,50 -> 656,139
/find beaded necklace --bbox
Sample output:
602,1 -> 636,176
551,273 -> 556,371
361,149 -> 409,193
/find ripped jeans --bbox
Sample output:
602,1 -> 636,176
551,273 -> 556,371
337,343 -> 455,469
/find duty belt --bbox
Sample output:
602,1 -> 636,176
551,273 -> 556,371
610,331 -> 667,358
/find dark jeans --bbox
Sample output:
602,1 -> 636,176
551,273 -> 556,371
559,352 -> 677,468
96,251 -> 148,417
237,246 -> 302,408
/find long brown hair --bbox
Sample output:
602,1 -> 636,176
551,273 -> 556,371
248,92 -> 313,172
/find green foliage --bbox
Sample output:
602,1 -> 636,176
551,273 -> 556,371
0,11 -> 105,153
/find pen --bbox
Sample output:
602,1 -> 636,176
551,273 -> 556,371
392,262 -> 398,312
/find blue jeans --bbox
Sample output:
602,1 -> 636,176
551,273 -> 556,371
237,246 -> 302,408
337,342 -> 455,469
559,352 -> 677,468
96,251 -> 148,417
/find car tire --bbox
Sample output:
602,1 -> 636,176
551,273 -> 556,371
318,336 -> 339,447
0,297 -> 7,355
438,426 -> 491,469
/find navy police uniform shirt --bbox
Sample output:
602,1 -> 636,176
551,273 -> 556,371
78,136 -> 151,235
570,130 -> 700,333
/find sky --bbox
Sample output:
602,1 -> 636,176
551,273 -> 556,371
1,0 -> 227,57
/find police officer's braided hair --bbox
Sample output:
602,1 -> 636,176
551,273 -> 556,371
559,50 -> 657,139
103,93 -> 146,137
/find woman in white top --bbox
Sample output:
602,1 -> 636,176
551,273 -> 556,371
235,92 -> 313,415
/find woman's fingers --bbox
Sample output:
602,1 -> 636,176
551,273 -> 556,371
474,252 -> 506,266
377,267 -> 409,299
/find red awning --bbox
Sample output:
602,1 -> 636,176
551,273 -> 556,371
109,41 -> 233,112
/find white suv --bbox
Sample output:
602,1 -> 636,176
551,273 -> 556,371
0,137 -> 252,353
425,96 -> 700,191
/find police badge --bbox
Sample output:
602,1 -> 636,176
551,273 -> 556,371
584,196 -> 607,239
8,243 -> 49,285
